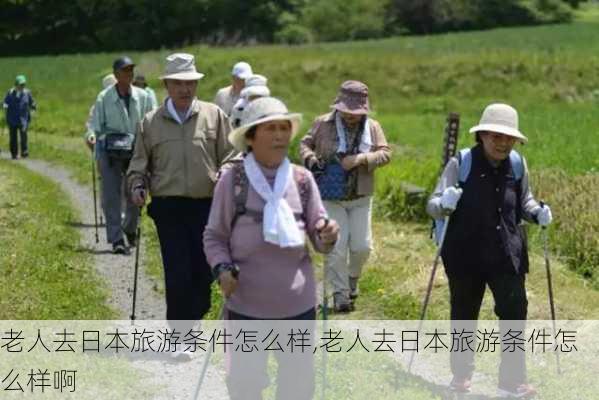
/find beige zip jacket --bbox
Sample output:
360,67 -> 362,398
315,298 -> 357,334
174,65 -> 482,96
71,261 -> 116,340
127,99 -> 235,199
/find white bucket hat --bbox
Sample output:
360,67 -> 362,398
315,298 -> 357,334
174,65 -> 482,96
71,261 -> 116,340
160,53 -> 205,81
240,74 -> 270,98
232,61 -> 253,80
469,103 -> 528,143
228,97 -> 302,153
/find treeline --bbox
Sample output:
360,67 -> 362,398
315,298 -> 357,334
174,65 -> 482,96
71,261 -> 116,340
0,0 -> 584,55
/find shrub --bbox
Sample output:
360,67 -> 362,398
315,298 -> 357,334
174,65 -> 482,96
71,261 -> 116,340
531,169 -> 599,281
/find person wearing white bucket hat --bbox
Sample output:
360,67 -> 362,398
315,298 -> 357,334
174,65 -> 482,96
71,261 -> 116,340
230,74 -> 271,128
213,61 -> 253,115
204,97 -> 339,399
127,53 -> 235,337
427,103 -> 552,397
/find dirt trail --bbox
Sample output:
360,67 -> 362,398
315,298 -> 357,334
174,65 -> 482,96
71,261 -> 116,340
10,156 -> 228,399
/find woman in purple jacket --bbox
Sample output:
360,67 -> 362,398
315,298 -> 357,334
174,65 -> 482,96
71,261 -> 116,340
204,96 -> 339,400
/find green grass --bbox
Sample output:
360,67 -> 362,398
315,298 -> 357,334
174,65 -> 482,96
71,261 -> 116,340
0,158 -> 115,319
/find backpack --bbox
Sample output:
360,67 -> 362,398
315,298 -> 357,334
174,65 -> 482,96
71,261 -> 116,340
432,148 -> 524,245
230,161 -> 311,230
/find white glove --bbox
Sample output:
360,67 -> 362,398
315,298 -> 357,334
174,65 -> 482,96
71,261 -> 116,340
440,186 -> 463,212
536,205 -> 553,227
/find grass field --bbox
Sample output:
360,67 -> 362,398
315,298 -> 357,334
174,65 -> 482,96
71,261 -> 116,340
1,7 -> 598,313
0,158 -> 114,319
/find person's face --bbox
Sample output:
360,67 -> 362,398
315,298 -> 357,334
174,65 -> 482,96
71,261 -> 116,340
479,131 -> 517,162
16,84 -> 25,91
165,79 -> 198,109
115,65 -> 134,86
247,120 -> 292,168
232,76 -> 245,91
340,111 -> 363,128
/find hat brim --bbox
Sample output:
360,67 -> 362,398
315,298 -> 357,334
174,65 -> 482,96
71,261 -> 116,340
331,103 -> 369,115
233,72 -> 252,80
160,72 -> 205,81
469,124 -> 528,143
241,86 -> 270,98
228,113 -> 303,153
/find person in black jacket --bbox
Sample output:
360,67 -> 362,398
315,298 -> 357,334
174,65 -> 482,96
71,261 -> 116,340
427,103 -> 553,398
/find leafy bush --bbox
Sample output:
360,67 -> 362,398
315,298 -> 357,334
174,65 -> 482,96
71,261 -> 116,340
389,0 -> 573,34
300,0 -> 390,42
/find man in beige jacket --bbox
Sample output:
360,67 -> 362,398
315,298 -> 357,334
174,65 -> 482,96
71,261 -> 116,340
127,53 -> 234,340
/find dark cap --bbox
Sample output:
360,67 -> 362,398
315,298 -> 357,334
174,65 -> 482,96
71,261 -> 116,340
113,56 -> 135,71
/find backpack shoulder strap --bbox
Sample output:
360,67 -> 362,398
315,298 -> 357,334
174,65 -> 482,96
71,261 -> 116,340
457,148 -> 472,183
231,162 -> 249,229
509,150 -> 524,181
292,165 -> 311,221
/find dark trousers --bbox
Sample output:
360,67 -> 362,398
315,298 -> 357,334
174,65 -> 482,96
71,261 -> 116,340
9,125 -> 28,158
148,197 -> 213,321
447,271 -> 528,390
226,308 -> 316,400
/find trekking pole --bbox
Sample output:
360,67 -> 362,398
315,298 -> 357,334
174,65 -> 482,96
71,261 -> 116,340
540,201 -> 561,375
408,214 -> 450,374
192,266 -> 240,400
130,207 -> 143,322
319,218 -> 330,400
91,149 -> 99,243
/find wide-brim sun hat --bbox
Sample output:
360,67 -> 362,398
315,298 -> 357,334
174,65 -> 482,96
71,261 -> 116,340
469,103 -> 528,143
228,97 -> 302,153
331,80 -> 370,115
160,53 -> 205,81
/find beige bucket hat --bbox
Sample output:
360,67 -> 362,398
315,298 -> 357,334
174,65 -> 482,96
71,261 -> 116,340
228,97 -> 302,153
469,103 -> 528,143
160,53 -> 205,81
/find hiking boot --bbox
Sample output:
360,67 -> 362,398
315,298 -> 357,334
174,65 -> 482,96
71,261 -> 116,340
333,292 -> 352,313
349,276 -> 360,300
112,239 -> 128,255
125,232 -> 137,248
449,376 -> 472,393
497,383 -> 537,398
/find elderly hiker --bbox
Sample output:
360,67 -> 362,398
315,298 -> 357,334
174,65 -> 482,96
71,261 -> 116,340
127,53 -> 234,339
213,61 -> 253,115
426,103 -> 552,397
85,74 -> 117,151
299,80 -> 391,312
133,74 -> 159,110
3,74 -> 37,159
91,56 -> 153,254
203,96 -> 339,399
230,74 -> 270,128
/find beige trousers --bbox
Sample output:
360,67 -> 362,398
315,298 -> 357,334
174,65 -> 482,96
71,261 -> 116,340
323,196 -> 373,296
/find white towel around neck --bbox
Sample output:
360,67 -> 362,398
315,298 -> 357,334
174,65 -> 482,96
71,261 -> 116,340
335,111 -> 373,154
243,153 -> 305,248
